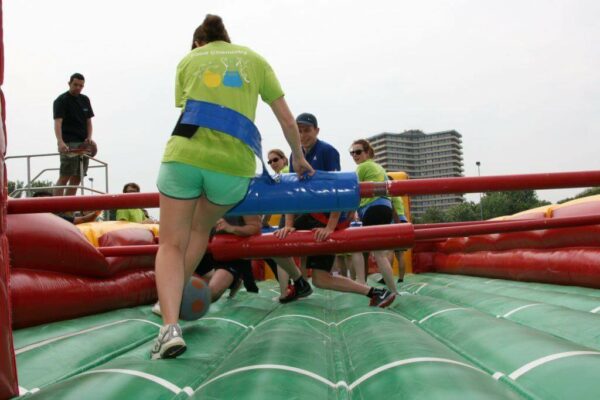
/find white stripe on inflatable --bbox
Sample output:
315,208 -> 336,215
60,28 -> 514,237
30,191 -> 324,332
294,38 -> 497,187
201,317 -> 251,330
590,306 -> 600,313
349,357 -> 488,390
194,357 -> 488,393
15,319 -> 161,355
254,314 -> 330,329
336,311 -> 409,326
501,303 -> 543,318
508,351 -> 600,380
194,364 -> 340,392
418,307 -> 469,324
80,368 -> 191,396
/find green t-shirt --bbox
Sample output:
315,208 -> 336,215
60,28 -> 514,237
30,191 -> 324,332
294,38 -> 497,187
163,41 -> 285,178
116,208 -> 146,223
356,159 -> 387,208
281,166 -> 290,173
392,196 -> 405,216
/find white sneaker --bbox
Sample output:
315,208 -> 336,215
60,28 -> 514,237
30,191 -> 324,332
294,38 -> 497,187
151,324 -> 186,360
151,302 -> 162,316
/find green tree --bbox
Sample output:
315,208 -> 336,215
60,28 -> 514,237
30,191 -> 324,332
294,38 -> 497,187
557,187 -> 600,204
480,190 -> 550,219
418,207 -> 447,223
8,180 -> 55,198
446,201 -> 480,222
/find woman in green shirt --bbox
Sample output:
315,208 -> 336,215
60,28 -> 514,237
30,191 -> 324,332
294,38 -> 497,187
152,15 -> 313,360
350,139 -> 397,294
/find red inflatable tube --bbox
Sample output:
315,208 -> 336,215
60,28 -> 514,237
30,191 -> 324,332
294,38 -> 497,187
97,224 -> 416,260
433,248 -> 600,289
11,268 -> 157,329
210,224 -> 415,261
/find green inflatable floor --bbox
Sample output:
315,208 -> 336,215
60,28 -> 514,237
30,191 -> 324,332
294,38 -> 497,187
13,274 -> 600,399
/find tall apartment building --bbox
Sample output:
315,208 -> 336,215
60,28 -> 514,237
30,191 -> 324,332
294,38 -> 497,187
367,130 -> 464,220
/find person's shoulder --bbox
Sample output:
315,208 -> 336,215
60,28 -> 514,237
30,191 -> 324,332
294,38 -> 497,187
54,91 -> 69,103
316,139 -> 339,154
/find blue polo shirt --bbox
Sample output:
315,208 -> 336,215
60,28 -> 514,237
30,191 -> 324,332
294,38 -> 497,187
289,139 -> 340,172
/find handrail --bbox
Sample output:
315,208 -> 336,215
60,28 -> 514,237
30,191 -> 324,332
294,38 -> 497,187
5,151 -> 109,197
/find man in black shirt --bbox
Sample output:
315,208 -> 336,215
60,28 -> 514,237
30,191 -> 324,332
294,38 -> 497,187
53,73 -> 95,196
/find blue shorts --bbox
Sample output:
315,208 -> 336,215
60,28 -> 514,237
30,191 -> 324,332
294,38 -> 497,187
157,161 -> 251,205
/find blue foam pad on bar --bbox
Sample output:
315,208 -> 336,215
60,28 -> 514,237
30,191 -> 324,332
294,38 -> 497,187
227,171 -> 360,216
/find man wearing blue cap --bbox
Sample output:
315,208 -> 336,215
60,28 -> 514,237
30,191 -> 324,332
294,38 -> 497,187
275,113 -> 395,307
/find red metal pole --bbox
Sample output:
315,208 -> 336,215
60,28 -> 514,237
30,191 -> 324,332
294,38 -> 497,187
360,170 -> 600,197
414,214 -> 600,241
7,170 -> 600,214
7,192 -> 158,214
98,224 -> 416,260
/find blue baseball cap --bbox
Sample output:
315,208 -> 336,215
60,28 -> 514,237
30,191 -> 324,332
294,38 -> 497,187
296,113 -> 318,128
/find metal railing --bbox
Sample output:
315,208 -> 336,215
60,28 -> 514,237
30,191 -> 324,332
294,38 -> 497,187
5,152 -> 109,197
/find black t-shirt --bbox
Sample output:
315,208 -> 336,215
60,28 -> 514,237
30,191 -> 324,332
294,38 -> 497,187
53,91 -> 94,142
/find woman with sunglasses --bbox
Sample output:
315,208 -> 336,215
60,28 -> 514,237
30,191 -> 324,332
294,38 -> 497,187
267,149 -> 289,174
263,148 -> 292,298
349,139 -> 397,294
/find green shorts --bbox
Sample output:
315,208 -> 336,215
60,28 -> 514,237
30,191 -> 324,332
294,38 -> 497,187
157,161 -> 251,205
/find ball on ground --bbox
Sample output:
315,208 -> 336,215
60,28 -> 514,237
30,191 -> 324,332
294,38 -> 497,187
179,276 -> 211,321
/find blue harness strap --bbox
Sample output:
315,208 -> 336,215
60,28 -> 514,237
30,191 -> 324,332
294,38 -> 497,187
173,99 -> 361,215
178,99 -> 272,180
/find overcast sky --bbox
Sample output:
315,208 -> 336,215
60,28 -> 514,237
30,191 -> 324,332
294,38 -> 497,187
3,0 -> 600,215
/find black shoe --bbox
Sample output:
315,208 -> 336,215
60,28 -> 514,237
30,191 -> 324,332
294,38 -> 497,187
279,279 -> 313,303
397,278 -> 404,284
377,278 -> 385,284
294,278 -> 313,299
369,288 -> 396,308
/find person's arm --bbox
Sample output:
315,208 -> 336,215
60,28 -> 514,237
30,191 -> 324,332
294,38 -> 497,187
269,97 -> 314,178
74,211 -> 101,225
85,118 -> 93,143
313,211 -> 341,242
54,119 -> 69,153
215,215 -> 261,237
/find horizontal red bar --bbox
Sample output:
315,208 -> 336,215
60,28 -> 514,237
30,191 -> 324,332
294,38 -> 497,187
98,224 -> 415,260
360,170 -> 600,197
414,214 -> 600,240
9,169 -> 600,214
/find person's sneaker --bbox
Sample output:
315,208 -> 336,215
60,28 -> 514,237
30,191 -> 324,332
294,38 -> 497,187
151,302 -> 162,316
151,324 -> 186,360
279,284 -> 297,303
279,278 -> 313,303
294,278 -> 313,299
377,278 -> 385,284
397,278 -> 404,284
369,288 -> 396,308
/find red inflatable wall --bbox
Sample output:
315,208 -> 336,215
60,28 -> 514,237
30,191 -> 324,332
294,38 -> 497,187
0,0 -> 20,396
413,200 -> 600,289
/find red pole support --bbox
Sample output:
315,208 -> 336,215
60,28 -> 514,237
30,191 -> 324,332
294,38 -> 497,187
414,214 -> 600,241
97,224 -> 416,260
360,170 -> 600,197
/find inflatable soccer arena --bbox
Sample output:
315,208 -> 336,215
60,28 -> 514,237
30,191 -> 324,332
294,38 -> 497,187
2,9 -> 600,400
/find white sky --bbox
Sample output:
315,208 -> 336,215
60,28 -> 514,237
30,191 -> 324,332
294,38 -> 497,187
3,0 -> 600,216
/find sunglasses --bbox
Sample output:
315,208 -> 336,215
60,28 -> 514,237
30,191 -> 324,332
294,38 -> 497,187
267,157 -> 281,165
349,149 -> 364,156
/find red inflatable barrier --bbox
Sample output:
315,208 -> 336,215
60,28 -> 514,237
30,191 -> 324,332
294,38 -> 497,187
10,268 -> 157,329
98,228 -> 156,272
433,248 -> 600,289
7,213 -> 109,277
